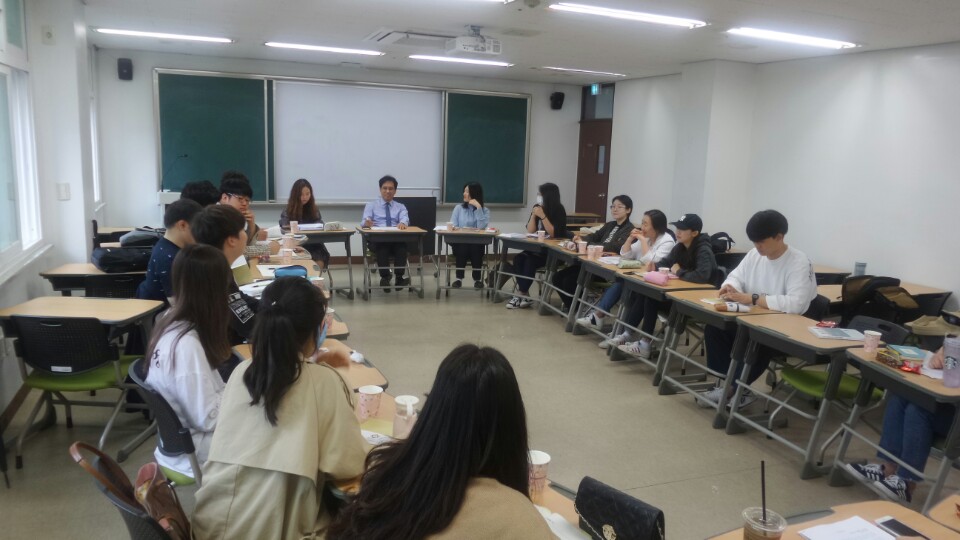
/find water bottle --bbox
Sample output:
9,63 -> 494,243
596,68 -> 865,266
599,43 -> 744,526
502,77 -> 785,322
943,335 -> 960,388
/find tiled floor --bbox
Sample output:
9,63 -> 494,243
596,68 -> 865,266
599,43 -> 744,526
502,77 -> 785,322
1,275 -> 955,538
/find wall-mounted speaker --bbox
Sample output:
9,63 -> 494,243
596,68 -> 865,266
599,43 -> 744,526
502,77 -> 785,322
117,58 -> 133,81
549,91 -> 565,110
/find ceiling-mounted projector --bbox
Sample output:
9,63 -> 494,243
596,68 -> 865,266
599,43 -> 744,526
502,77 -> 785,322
446,35 -> 502,55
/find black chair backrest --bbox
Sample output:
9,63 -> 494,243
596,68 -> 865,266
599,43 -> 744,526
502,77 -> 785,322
803,294 -> 830,321
85,274 -> 147,299
11,316 -> 117,375
840,275 -> 901,324
94,454 -> 170,540
712,266 -> 728,289
127,358 -> 196,457
848,315 -> 910,346
915,292 -> 953,317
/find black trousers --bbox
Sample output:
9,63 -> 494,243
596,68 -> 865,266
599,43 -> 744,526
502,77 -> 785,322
552,263 -> 581,303
372,242 -> 408,278
451,244 -> 484,280
704,326 -> 778,384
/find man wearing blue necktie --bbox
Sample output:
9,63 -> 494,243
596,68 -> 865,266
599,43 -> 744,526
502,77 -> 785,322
362,175 -> 410,291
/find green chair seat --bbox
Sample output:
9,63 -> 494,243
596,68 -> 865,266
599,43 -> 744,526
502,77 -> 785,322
25,356 -> 136,392
160,465 -> 196,487
781,367 -> 884,402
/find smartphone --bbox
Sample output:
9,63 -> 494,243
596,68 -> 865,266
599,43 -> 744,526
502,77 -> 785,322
875,516 -> 929,539
623,271 -> 641,276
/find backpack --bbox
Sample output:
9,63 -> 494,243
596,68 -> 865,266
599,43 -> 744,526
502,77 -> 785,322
119,226 -> 165,247
710,232 -> 735,254
91,247 -> 152,273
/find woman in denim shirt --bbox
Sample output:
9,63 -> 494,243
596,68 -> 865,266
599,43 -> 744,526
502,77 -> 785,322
449,182 -> 491,288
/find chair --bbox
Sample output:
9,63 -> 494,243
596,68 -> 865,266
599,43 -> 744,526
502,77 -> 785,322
839,275 -> 901,326
126,358 -> 202,487
69,441 -> 171,540
775,316 -> 909,463
10,316 -> 142,469
84,274 -> 147,299
873,286 -> 921,325
916,292 -> 953,317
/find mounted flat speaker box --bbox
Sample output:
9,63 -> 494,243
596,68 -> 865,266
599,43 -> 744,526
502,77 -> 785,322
549,92 -> 564,110
117,58 -> 133,81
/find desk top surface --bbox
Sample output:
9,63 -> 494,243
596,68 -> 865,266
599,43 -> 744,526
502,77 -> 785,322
739,313 -> 864,352
356,226 -> 427,234
848,347 -> 960,399
97,226 -> 134,234
234,340 -> 383,390
813,264 -> 851,275
929,493 -> 960,533
41,263 -> 144,277
818,284 -> 842,304
437,228 -> 499,236
819,282 -> 949,299
0,296 -> 163,324
710,500 -> 960,539
667,289 -> 778,319
295,228 -> 355,236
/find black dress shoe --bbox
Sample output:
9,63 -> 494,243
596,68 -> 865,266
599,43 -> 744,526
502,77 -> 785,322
452,280 -> 462,288
474,280 -> 483,289
380,277 -> 391,292
396,276 -> 411,287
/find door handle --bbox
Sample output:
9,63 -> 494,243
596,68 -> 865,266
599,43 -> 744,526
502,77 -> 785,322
597,193 -> 605,198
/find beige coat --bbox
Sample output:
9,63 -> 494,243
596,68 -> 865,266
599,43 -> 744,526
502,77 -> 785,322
428,478 -> 558,540
191,360 -> 367,540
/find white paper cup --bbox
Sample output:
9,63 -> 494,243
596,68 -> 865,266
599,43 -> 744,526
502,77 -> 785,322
528,450 -> 551,504
863,330 -> 882,353
392,395 -> 420,439
446,221 -> 455,231
290,220 -> 299,233
536,230 -> 546,240
576,241 -> 587,254
659,266 -> 670,274
282,234 -> 295,250
357,385 -> 384,420
281,248 -> 293,264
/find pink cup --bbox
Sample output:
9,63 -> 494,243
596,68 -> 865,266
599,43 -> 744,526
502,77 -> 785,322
357,385 -> 383,420
576,241 -> 587,254
528,450 -> 551,505
536,230 -> 546,240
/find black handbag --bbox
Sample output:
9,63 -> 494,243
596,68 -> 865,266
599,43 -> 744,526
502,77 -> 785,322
575,476 -> 665,540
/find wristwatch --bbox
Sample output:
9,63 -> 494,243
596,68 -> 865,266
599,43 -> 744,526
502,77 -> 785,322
751,293 -> 759,306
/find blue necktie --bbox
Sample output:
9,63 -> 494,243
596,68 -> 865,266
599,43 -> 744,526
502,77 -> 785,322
385,203 -> 392,227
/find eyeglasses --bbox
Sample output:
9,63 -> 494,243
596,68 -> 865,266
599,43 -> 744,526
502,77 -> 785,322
610,205 -> 627,210
228,193 -> 251,204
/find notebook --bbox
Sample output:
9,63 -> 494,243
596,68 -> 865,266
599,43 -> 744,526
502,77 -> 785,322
808,327 -> 865,340
799,516 -> 894,539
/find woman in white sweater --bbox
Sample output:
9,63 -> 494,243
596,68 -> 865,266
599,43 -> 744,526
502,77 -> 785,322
143,244 -> 234,479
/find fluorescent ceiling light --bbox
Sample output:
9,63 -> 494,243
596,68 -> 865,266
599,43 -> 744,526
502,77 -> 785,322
409,55 -> 513,67
265,42 -> 384,56
543,66 -> 626,77
95,28 -> 233,43
727,27 -> 857,49
548,3 -> 706,29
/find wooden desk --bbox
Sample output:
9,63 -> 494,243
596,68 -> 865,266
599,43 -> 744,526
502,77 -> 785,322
541,485 -> 580,528
435,228 -> 498,299
234,340 -> 385,391
294,229 -> 357,299
40,263 -> 145,296
831,348 -> 960,513
725,314 -> 864,478
819,282 -> 950,304
929,493 -> 960,533
566,212 -> 601,225
710,500 -> 960,539
657,290 -> 779,389
538,240 -> 585,318
0,297 -> 163,326
97,226 -> 134,235
355,227 -> 428,300
813,264 -> 851,276
493,234 -> 551,304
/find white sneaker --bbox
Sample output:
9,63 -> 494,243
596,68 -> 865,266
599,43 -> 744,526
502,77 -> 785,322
599,332 -> 630,349
696,386 -> 725,408
617,340 -> 651,359
576,313 -> 605,330
506,296 -> 521,309
506,296 -> 534,309
730,389 -> 757,409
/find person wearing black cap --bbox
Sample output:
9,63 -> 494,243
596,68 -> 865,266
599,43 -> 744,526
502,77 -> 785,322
617,213 -> 718,359
697,209 -> 817,409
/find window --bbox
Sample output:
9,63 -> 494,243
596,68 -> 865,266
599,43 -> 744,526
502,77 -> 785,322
581,83 -> 616,121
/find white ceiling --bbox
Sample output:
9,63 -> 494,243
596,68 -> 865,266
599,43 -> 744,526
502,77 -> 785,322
84,0 -> 960,84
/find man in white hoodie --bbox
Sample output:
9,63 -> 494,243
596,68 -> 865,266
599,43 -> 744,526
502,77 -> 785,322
698,209 -> 817,408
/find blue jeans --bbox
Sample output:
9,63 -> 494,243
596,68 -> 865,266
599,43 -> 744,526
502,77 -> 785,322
512,251 -> 546,294
596,282 -> 623,314
878,394 -> 954,482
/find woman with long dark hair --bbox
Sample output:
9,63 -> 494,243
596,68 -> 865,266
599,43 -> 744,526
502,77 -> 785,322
580,209 -> 676,348
449,182 -> 491,288
143,244 -> 233,480
280,178 -> 331,267
505,182 -> 568,309
192,277 -> 367,540
328,344 -> 554,540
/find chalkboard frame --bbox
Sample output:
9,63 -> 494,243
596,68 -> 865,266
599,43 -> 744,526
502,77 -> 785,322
154,68 -> 531,206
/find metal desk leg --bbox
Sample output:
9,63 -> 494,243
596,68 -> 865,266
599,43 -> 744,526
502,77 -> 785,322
828,379 -> 874,487
345,237 -> 355,300
713,327 -> 750,429
652,309 -> 682,386
494,244 -> 510,303
417,236 -> 425,298
565,265 -> 590,332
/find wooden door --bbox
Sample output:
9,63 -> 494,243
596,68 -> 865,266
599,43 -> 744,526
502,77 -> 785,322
575,119 -> 612,217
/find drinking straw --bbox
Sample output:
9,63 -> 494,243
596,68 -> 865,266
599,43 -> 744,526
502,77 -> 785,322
761,460 -> 767,522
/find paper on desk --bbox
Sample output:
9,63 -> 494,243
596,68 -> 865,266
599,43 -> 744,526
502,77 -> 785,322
598,256 -> 621,265
361,430 -> 393,446
499,232 -> 528,238
230,254 -> 248,270
239,281 -> 270,298
535,506 -> 588,539
256,265 -> 283,277
799,516 -> 893,540
296,223 -> 324,231
371,226 -> 400,231
434,225 -> 449,231
700,298 -> 724,305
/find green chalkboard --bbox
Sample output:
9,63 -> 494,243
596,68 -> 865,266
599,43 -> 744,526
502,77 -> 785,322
157,73 -> 270,200
444,92 -> 528,205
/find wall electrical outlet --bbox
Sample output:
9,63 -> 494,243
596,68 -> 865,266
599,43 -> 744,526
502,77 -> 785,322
56,182 -> 70,200
41,24 -> 55,45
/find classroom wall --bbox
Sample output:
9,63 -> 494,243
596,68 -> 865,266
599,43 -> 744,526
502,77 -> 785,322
748,41 -> 960,306
607,74 -> 681,220
94,49 -> 581,253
